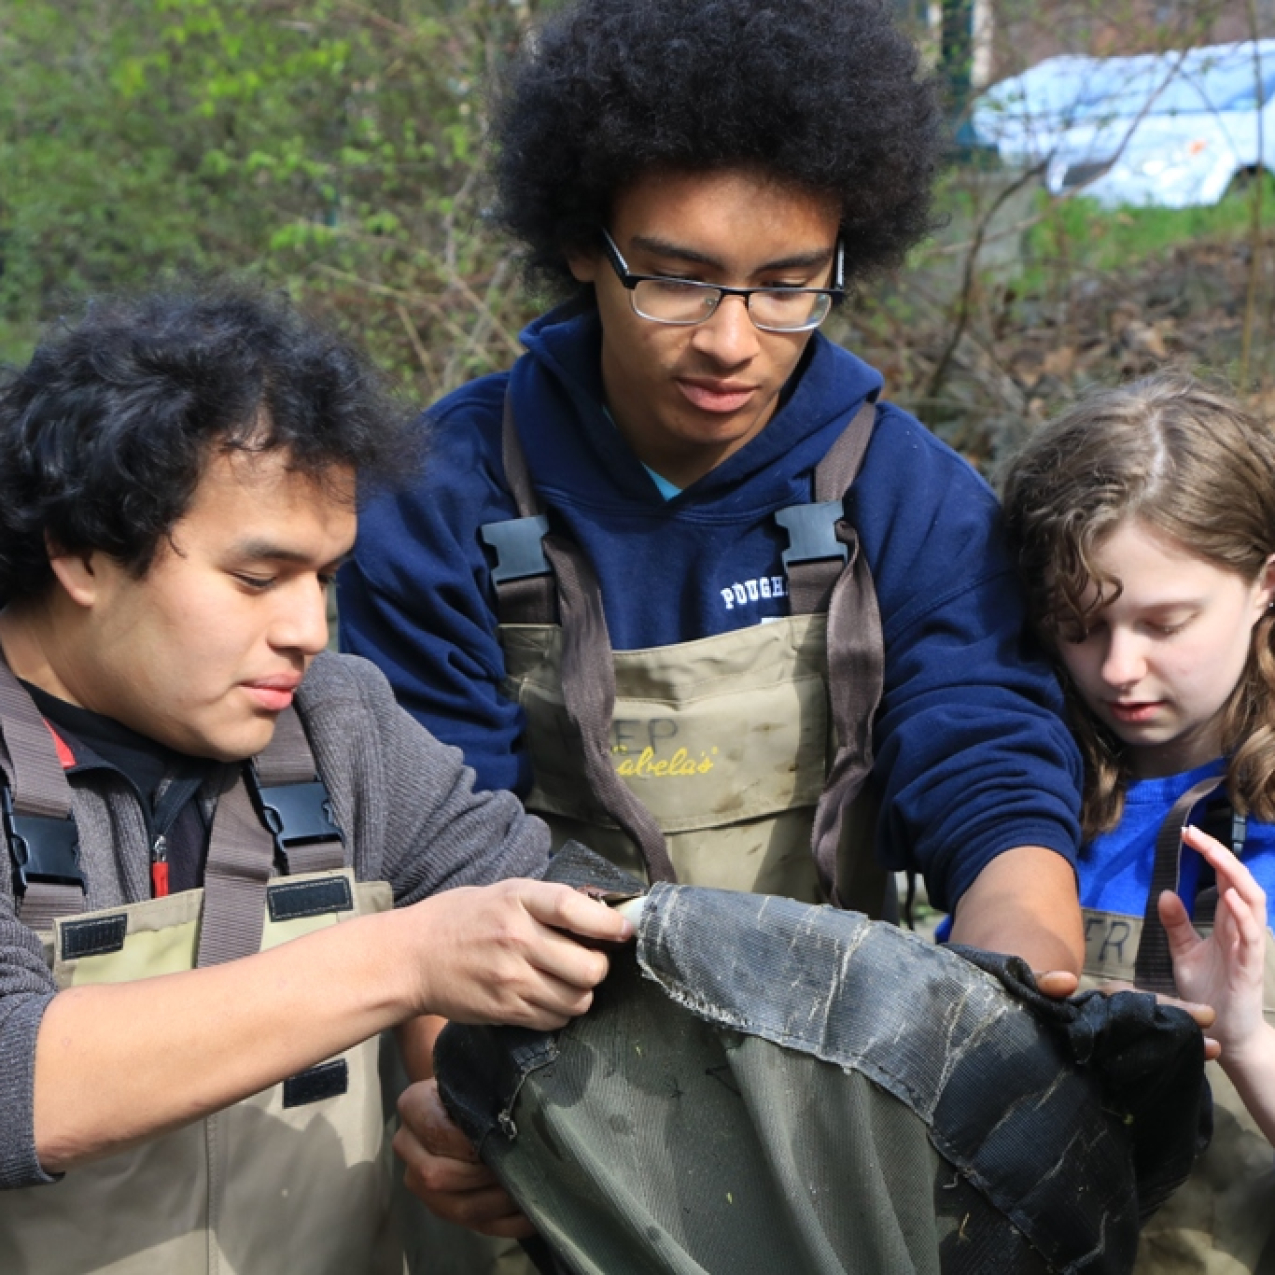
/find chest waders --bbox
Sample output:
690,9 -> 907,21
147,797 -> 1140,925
0,664 -> 403,1275
480,392 -> 887,913
1081,777 -> 1275,1275
435,842 -> 1211,1275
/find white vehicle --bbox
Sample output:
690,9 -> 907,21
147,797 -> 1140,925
972,52 -> 1160,167
975,40 -> 1275,208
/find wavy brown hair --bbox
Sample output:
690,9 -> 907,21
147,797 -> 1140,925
1002,371 -> 1275,841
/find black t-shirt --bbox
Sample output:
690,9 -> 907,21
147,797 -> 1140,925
23,684 -> 216,893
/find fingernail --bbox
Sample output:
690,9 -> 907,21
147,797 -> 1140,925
614,897 -> 646,926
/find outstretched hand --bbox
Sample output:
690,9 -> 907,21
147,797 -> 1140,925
1159,824 -> 1268,1059
1158,824 -> 1275,1146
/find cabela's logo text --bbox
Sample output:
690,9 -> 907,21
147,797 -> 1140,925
612,746 -> 717,778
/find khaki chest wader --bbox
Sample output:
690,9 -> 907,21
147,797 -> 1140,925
482,392 -> 888,912
0,667 -> 403,1275
1080,777 -> 1275,1275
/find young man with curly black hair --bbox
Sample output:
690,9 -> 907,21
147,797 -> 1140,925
339,0 -> 1087,1249
0,289 -> 631,1273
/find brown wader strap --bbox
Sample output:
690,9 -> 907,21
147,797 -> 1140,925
0,658 -> 85,929
783,400 -> 887,912
488,388 -> 673,881
543,533 -> 677,884
1133,775 -> 1225,995
816,525 -> 886,913
0,650 -> 340,957
253,707 -> 346,876
782,398 -> 879,616
197,770 -> 276,967
197,706 -> 345,966
480,394 -> 557,626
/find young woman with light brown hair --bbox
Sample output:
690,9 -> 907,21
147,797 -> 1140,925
1004,369 -> 1275,1269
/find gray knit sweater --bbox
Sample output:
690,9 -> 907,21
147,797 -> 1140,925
0,652 -> 551,1188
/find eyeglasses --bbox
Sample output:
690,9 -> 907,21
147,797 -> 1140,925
600,228 -> 844,333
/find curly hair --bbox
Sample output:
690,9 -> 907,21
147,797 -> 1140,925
1002,371 -> 1275,840
492,0 -> 944,293
0,287 -> 416,602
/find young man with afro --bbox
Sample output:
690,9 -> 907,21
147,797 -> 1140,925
339,0 -> 1086,1250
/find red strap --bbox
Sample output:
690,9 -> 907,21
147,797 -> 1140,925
43,722 -> 76,770
151,860 -> 170,899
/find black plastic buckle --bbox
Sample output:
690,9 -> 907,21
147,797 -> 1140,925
253,780 -> 344,865
480,515 -> 552,585
1196,797 -> 1248,859
775,500 -> 849,571
2,786 -> 84,895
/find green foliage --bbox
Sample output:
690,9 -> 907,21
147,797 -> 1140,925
0,0 -> 1269,457
1023,175 -> 1275,284
0,0 -> 549,390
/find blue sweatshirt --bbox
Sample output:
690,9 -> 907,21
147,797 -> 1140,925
340,302 -> 1082,911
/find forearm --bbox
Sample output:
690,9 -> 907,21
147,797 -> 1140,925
1220,1022 -> 1275,1147
948,845 -> 1084,974
33,876 -> 627,1172
396,1013 -> 448,1083
35,907 -> 419,1171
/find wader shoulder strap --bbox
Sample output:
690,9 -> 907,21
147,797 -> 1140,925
0,653 -> 342,958
196,771 -> 276,967
479,394 -> 556,626
252,708 -> 346,876
196,705 -> 346,967
780,397 -> 879,617
0,660 -> 84,930
544,533 -> 677,884
786,400 -> 888,913
484,389 -> 672,882
1132,776 -> 1227,994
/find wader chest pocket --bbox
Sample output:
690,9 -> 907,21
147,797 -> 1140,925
505,618 -> 831,833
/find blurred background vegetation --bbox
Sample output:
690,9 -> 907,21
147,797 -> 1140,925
0,0 -> 546,395
2,0 -> 1273,474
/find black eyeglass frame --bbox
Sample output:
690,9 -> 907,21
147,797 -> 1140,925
599,228 -> 845,332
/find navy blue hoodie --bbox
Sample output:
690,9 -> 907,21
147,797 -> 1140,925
341,303 -> 1081,911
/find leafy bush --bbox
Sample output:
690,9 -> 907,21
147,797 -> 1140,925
0,0 -> 550,389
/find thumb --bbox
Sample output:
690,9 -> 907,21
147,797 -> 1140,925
1157,889 -> 1198,959
1034,969 -> 1079,999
